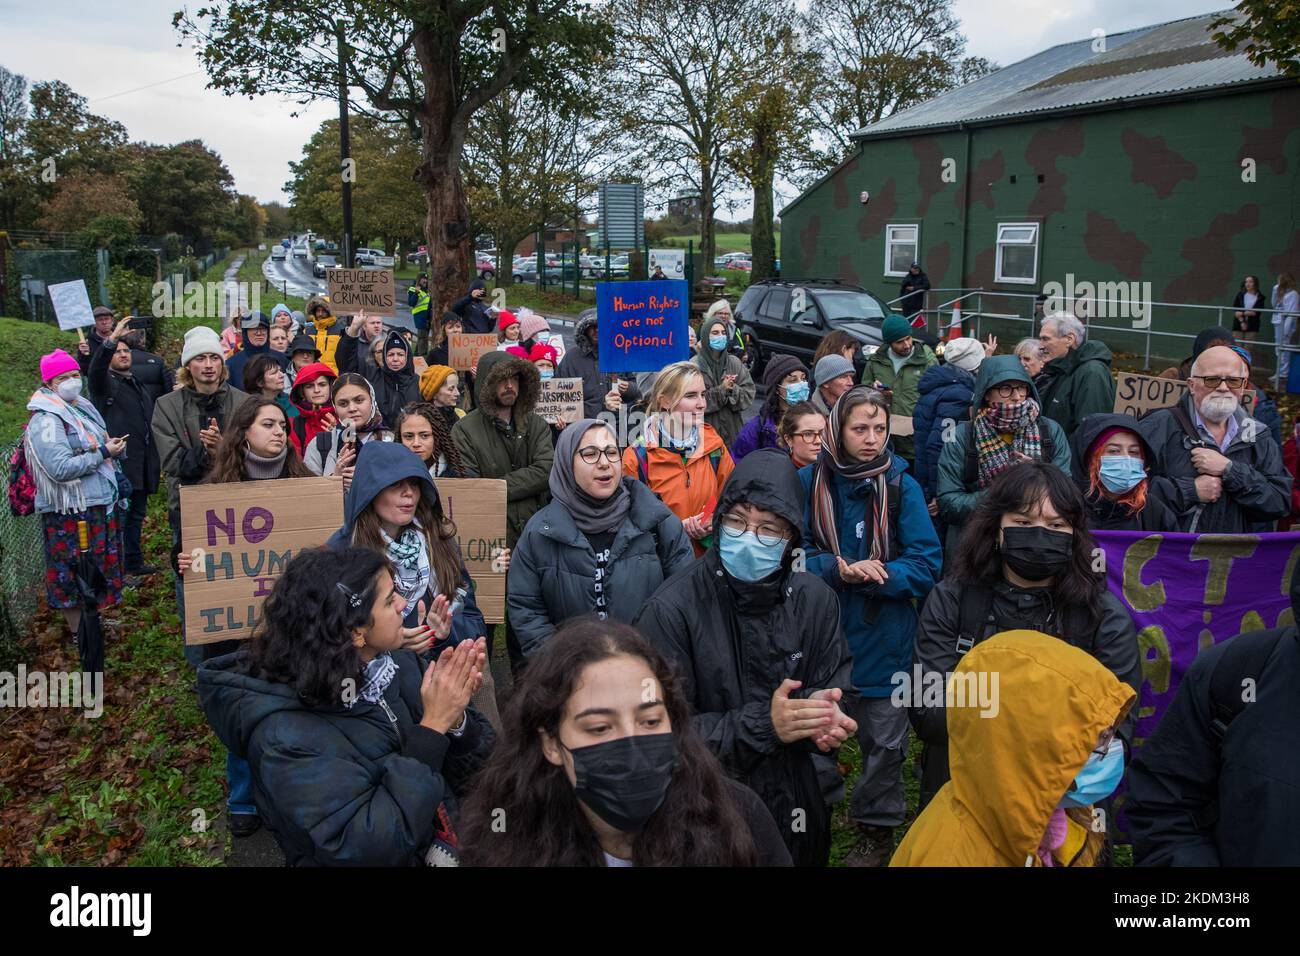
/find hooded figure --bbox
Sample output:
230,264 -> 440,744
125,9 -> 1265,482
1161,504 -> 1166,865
226,311 -> 292,391
695,314 -> 757,448
935,355 -> 1072,559
450,278 -> 493,334
326,441 -> 486,640
898,262 -> 931,320
508,419 -> 694,658
557,309 -> 642,419
1069,413 -> 1180,531
892,630 -> 1135,867
450,350 -> 554,547
288,363 -> 337,456
337,328 -> 421,428
304,295 -> 341,372
911,361 -> 975,502
634,448 -> 854,867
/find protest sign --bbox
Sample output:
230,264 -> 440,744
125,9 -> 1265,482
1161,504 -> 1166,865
536,377 -> 584,424
327,268 -> 395,316
180,478 -> 344,645
648,249 -> 686,279
1093,531 -> 1299,834
1113,371 -> 1255,418
596,279 -> 689,373
48,280 -> 96,332
413,356 -> 428,376
890,415 -> 914,437
448,332 -> 499,371
433,478 -> 508,623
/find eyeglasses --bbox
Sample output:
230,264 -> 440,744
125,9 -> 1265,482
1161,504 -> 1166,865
719,512 -> 791,547
991,383 -> 1029,399
577,445 -> 620,464
790,429 -> 823,444
1191,375 -> 1246,390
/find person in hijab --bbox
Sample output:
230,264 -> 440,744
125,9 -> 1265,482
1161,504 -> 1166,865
799,386 -> 942,866
730,354 -> 809,462
198,546 -> 494,865
695,313 -> 756,448
1069,413 -> 1180,531
892,630 -> 1134,867
327,440 -> 500,729
338,315 -> 422,428
508,419 -> 693,659
302,372 -> 394,484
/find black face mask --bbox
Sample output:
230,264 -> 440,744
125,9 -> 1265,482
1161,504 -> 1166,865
566,732 -> 678,833
1000,526 -> 1073,581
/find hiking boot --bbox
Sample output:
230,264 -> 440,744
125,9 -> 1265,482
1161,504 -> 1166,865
842,824 -> 895,868
229,813 -> 261,837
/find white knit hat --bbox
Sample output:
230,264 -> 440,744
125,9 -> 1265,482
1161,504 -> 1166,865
182,325 -> 225,365
943,337 -> 984,372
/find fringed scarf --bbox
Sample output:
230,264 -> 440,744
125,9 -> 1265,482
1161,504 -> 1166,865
973,398 -> 1043,489
382,517 -> 433,609
809,391 -> 893,560
24,389 -> 117,515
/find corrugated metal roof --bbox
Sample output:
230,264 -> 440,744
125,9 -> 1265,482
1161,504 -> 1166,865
853,10 -> 1281,139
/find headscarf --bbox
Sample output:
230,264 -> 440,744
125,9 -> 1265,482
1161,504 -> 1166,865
548,419 -> 632,535
809,387 -> 893,560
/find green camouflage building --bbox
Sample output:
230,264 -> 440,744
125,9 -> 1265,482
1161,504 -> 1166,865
780,10 -> 1300,365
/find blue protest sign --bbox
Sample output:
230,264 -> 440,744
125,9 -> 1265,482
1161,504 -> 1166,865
595,279 -> 689,373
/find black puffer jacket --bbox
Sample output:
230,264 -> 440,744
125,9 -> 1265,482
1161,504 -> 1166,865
1069,412 -> 1181,532
198,648 -> 494,866
909,576 -> 1141,808
509,478 -> 694,658
634,448 -> 852,867
337,329 -> 422,429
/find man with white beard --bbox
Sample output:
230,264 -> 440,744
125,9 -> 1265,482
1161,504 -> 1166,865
1138,345 -> 1291,532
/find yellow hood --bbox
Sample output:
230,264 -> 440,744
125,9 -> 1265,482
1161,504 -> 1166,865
892,630 -> 1134,867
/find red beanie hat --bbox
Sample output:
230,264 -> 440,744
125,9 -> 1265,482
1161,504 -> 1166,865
497,310 -> 519,332
527,342 -> 558,366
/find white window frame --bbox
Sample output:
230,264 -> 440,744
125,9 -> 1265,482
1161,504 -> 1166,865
883,224 -> 919,278
995,222 -> 1040,285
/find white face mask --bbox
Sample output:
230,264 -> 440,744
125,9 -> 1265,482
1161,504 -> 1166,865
57,379 -> 83,402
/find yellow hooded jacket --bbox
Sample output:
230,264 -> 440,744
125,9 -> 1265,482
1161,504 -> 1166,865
891,630 -> 1135,867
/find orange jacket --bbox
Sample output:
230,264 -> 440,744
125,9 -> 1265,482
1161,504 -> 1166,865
622,421 -> 734,556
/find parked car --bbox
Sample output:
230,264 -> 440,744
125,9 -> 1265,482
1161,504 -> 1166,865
724,259 -> 753,272
476,255 -> 496,280
733,278 -> 927,376
407,250 -> 429,266
713,251 -> 750,270
312,254 -> 338,278
355,247 -> 382,266
270,245 -> 287,261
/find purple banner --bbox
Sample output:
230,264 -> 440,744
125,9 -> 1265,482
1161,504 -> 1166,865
1093,531 -> 1300,746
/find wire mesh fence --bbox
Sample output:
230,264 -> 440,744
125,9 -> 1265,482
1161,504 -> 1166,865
0,436 -> 45,665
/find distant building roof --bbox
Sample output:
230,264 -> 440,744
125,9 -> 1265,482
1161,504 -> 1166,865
852,10 -> 1284,140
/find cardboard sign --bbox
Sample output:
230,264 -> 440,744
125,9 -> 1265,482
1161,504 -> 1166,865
448,332 -> 499,371
48,279 -> 96,332
181,478 -> 344,645
327,268 -> 395,316
1113,371 -> 1256,419
433,478 -> 507,624
536,377 -> 584,425
413,356 -> 429,376
890,414 -> 914,437
595,279 -> 690,373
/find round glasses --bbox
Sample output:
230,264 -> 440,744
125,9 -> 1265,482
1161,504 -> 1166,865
577,445 -> 620,464
719,512 -> 791,547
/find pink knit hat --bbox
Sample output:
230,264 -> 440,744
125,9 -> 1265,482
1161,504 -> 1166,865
40,349 -> 80,383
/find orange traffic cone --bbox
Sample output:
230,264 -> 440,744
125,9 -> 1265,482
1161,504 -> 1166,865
946,299 -> 963,341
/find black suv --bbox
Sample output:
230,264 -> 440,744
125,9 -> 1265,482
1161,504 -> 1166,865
735,278 -> 905,375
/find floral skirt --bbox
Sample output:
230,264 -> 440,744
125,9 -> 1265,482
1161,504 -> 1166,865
42,504 -> 124,610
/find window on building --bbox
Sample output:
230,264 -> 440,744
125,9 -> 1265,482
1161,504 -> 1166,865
995,222 -> 1039,284
884,224 -> 919,277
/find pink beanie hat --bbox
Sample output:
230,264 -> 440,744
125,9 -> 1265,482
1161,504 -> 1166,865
40,349 -> 80,383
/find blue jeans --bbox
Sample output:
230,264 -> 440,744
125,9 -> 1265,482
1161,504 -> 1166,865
227,751 -> 257,816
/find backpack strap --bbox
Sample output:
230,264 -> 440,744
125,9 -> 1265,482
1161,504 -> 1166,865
708,448 -> 723,475
314,430 -> 334,466
956,583 -> 996,656
885,473 -> 902,562
1169,402 -> 1209,448
633,444 -> 649,485
1207,628 -> 1279,742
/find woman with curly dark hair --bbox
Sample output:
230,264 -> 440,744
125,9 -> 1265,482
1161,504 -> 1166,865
458,617 -> 790,866
395,402 -> 467,478
909,460 -> 1140,810
198,546 -> 493,866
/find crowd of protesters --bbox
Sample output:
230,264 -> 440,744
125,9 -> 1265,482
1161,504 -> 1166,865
15,271 -> 1300,869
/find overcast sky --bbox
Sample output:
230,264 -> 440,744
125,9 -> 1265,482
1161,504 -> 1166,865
1,0 -> 1234,213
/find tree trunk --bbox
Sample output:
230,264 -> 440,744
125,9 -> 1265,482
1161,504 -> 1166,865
749,132 -> 776,282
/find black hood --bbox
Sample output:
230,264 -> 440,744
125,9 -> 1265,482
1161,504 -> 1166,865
1069,412 -> 1159,490
714,446 -> 805,549
575,308 -> 598,358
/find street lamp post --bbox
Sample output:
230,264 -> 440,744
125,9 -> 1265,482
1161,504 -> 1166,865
337,19 -> 354,269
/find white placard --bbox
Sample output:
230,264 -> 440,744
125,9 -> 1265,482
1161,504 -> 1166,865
48,280 -> 96,332
648,249 -> 686,279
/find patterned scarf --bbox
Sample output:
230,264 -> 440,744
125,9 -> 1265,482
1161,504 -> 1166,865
809,390 -> 893,561
973,398 -> 1043,489
349,652 -> 398,708
382,519 -> 432,608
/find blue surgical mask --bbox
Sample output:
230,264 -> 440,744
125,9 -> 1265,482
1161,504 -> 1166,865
539,368 -> 554,381
719,530 -> 786,582
783,380 -> 810,403
708,335 -> 728,352
1059,737 -> 1124,808
1099,455 -> 1146,494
